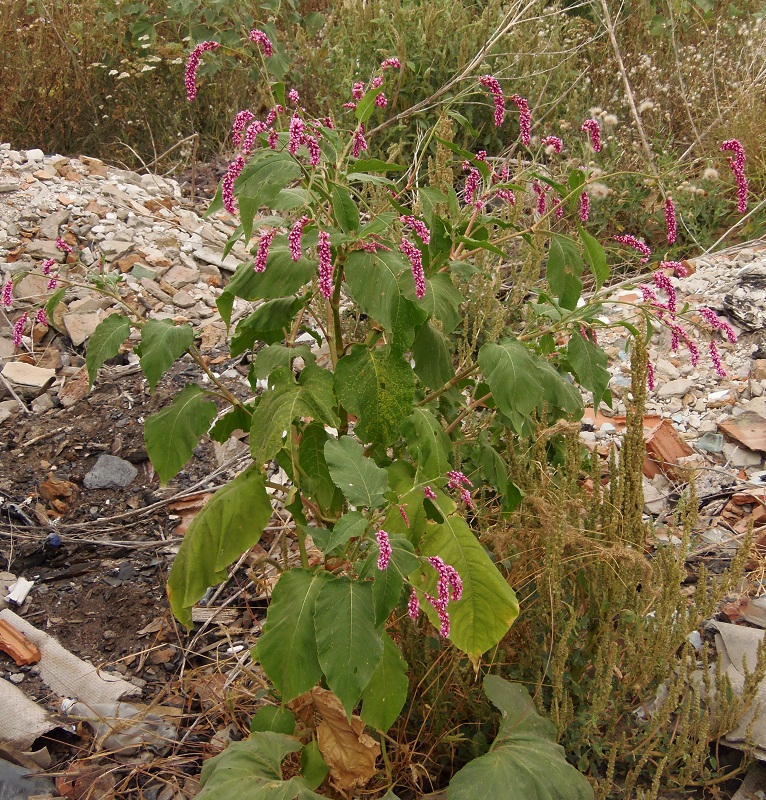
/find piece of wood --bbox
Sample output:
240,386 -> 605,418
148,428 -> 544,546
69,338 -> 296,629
0,619 -> 41,666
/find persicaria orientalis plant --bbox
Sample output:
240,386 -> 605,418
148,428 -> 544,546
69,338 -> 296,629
5,24 -> 755,799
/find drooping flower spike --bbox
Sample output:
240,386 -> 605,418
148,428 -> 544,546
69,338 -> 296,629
613,234 -> 651,263
581,118 -> 602,152
288,216 -> 310,262
2,279 -> 12,309
541,135 -> 563,153
721,139 -> 748,214
184,41 -> 220,101
318,231 -> 333,298
664,196 -> 677,245
248,29 -> 273,57
376,530 -> 392,570
254,228 -> 277,273
479,75 -> 505,128
400,237 -> 426,299
509,95 -> 531,146
222,156 -> 245,215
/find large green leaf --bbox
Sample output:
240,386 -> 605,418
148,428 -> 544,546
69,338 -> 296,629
197,732 -> 324,800
144,384 -> 217,484
535,360 -> 584,419
412,321 -> 454,390
421,273 -> 463,334
361,632 -> 409,732
310,511 -> 368,554
324,436 -> 389,509
231,296 -> 305,355
137,319 -> 194,391
252,344 -> 315,380
447,676 -> 594,800
256,569 -> 333,701
331,185 -> 360,232
315,577 -> 384,716
344,250 -> 428,356
478,339 -> 545,433
546,235 -> 583,311
86,314 -> 130,388
335,345 -> 414,446
579,225 -> 609,289
298,422 -> 343,517
236,150 -> 303,209
418,511 -> 519,658
400,408 -> 452,480
567,333 -> 611,409
168,467 -> 272,629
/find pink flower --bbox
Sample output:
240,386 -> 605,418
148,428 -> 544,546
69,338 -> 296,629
374,93 -> 387,108
304,135 -> 320,166
479,75 -> 505,128
653,271 -> 677,314
400,237 -> 426,299
352,125 -> 367,158
447,470 -> 472,489
510,94 -> 531,145
541,135 -> 563,153
288,112 -> 304,156
342,102 -> 357,110
613,234 -> 650,263
579,191 -> 590,222
12,313 -> 27,347
699,307 -> 738,343
222,155 -> 245,215
318,231 -> 333,298
35,307 -> 48,326
265,108 -> 280,126
664,196 -> 677,244
370,75 -> 384,89
288,88 -> 299,104
639,285 -> 658,304
352,81 -> 365,101
243,119 -> 268,155
41,258 -> 55,275
288,216 -> 310,262
381,57 -> 401,69
661,260 -> 687,278
399,215 -> 430,244
267,128 -> 279,149
464,168 -> 481,207
2,279 -> 12,309
668,321 -> 700,366
184,41 -> 219,101
709,340 -> 726,378
424,556 -> 463,638
231,110 -> 255,146
47,278 -> 57,291
647,359 -> 656,391
248,29 -> 273,57
399,505 -> 410,528
423,486 -> 436,500
721,139 -> 748,214
581,118 -> 602,152
460,487 -> 474,507
56,237 -> 72,254
495,188 -> 516,205
475,150 -> 487,161
533,181 -> 546,215
408,588 -> 420,620
253,228 -> 277,273
322,116 -> 334,129
376,530 -> 392,570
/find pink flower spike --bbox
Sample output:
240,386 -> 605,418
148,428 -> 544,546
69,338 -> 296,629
288,88 -> 299,104
2,279 -> 12,309
510,95 -> 531,145
342,102 -> 357,110
243,119 -> 268,155
305,135 -> 321,167
579,191 -> 590,222
35,307 -> 48,326
222,155 -> 246,215
288,112 -> 304,156
533,181 -> 546,216
47,278 -> 57,291
665,196 -> 677,245
253,228 -> 277,273
376,530 -> 392,570
288,216 -> 310,262
653,270 -> 677,314
719,138 -> 749,215
479,75 -> 506,128
709,340 -> 727,378
381,57 -> 401,69
408,588 -> 420,620
699,307 -> 738,343
248,29 -> 273,57
541,135 -> 563,153
423,486 -> 436,500
352,82 -> 365,101
613,234 -> 651,263
231,110 -> 255,146
581,118 -> 602,152
447,470 -> 472,489
444,564 -> 463,602
661,260 -> 687,278
184,40 -> 220,102
399,504 -> 410,528
318,231 -> 333,299
12,313 -> 27,347
399,215 -> 431,244
267,128 -> 279,150
460,487 -> 474,508
352,125 -> 368,158
399,237 -> 426,299
322,116 -> 334,129
370,75 -> 384,89
56,237 -> 72,254
374,93 -> 387,108
464,168 -> 481,207
41,258 -> 55,275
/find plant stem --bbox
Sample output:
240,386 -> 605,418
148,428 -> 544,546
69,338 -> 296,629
445,391 -> 492,435
418,364 -> 479,407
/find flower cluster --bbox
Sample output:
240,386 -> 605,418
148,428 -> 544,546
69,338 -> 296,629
12,313 -> 27,347
399,237 -> 426,299
352,125 -> 367,158
579,191 -> 590,222
318,231 -> 333,298
376,530 -> 392,570
479,75 -> 505,128
665,196 -> 677,244
721,139 -> 748,214
380,57 -> 401,69
532,181 -> 546,216
231,110 -> 255,146
56,237 -> 72,255
423,486 -> 436,500
288,88 -> 300,104
222,156 -> 245,215
399,215 -> 430,244
2,279 -> 11,309
613,234 -> 651,263
409,556 -> 464,637
254,228 -> 277,273
581,118 -> 602,152
248,29 -> 273,57
288,216 -> 310,262
509,94 -> 531,146
374,93 -> 387,108
447,470 -> 473,507
541,135 -> 563,153
184,41 -> 220,101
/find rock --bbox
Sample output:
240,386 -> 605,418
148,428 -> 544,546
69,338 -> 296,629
1,362 -> 56,387
723,442 -> 762,468
31,393 -> 53,414
25,148 -> 45,162
162,264 -> 199,287
38,209 -> 69,239
170,289 -> 196,309
101,239 -> 134,258
63,312 -> 103,347
24,239 -> 63,261
58,365 -> 90,408
657,378 -> 695,399
724,262 -> 766,331
0,399 -> 21,425
83,454 -> 138,489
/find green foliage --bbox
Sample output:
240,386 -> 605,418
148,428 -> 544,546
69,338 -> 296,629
86,314 -> 131,388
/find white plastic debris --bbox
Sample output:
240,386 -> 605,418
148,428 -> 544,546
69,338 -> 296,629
5,578 -> 34,606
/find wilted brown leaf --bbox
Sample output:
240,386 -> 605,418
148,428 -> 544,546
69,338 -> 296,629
310,687 -> 380,793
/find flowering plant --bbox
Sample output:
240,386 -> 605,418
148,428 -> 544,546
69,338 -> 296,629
5,24 -> 751,798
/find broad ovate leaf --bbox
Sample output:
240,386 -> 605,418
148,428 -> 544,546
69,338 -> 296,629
324,436 -> 389,509
447,676 -> 594,800
137,319 -> 194,391
361,632 -> 409,732
169,467 -> 272,629
86,314 -> 130,388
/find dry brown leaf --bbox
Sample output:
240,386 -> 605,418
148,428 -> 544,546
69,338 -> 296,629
310,687 -> 380,793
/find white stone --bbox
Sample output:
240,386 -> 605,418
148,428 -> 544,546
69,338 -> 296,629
1,362 -> 55,387
657,378 -> 695,399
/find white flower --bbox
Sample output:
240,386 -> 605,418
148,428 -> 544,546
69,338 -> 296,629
117,72 -> 130,80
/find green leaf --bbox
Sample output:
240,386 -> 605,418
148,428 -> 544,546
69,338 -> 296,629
419,187 -> 449,227
252,344 -> 315,380
567,167 -> 586,195
300,740 -> 329,790
168,467 -> 271,629
196,732 -> 324,800
546,235 -> 583,311
144,384 -> 217,485
272,187 -> 312,211
351,158 -> 406,172
236,150 -> 302,210
418,513 -> 519,658
535,360 -> 584,418
45,286 -> 67,320
400,408 -> 451,480
361,632 -> 408,732
137,319 -> 194,391
331,185 -> 360,232
335,345 -> 414,447
86,314 -> 131,389
299,422 -> 343,517
231,296 -> 305,356
209,403 -> 255,443
567,333 -> 611,409
324,436 -> 389,508
422,273 -> 463,333
345,250 -> 428,356
478,340 -> 545,433
354,87 -> 379,123
311,510 -> 368,554
371,553 -> 403,626
315,577 -> 383,716
250,706 -> 296,736
257,569 -> 333,701
447,677 -> 594,800
412,321 -> 453,389
580,225 -> 609,289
